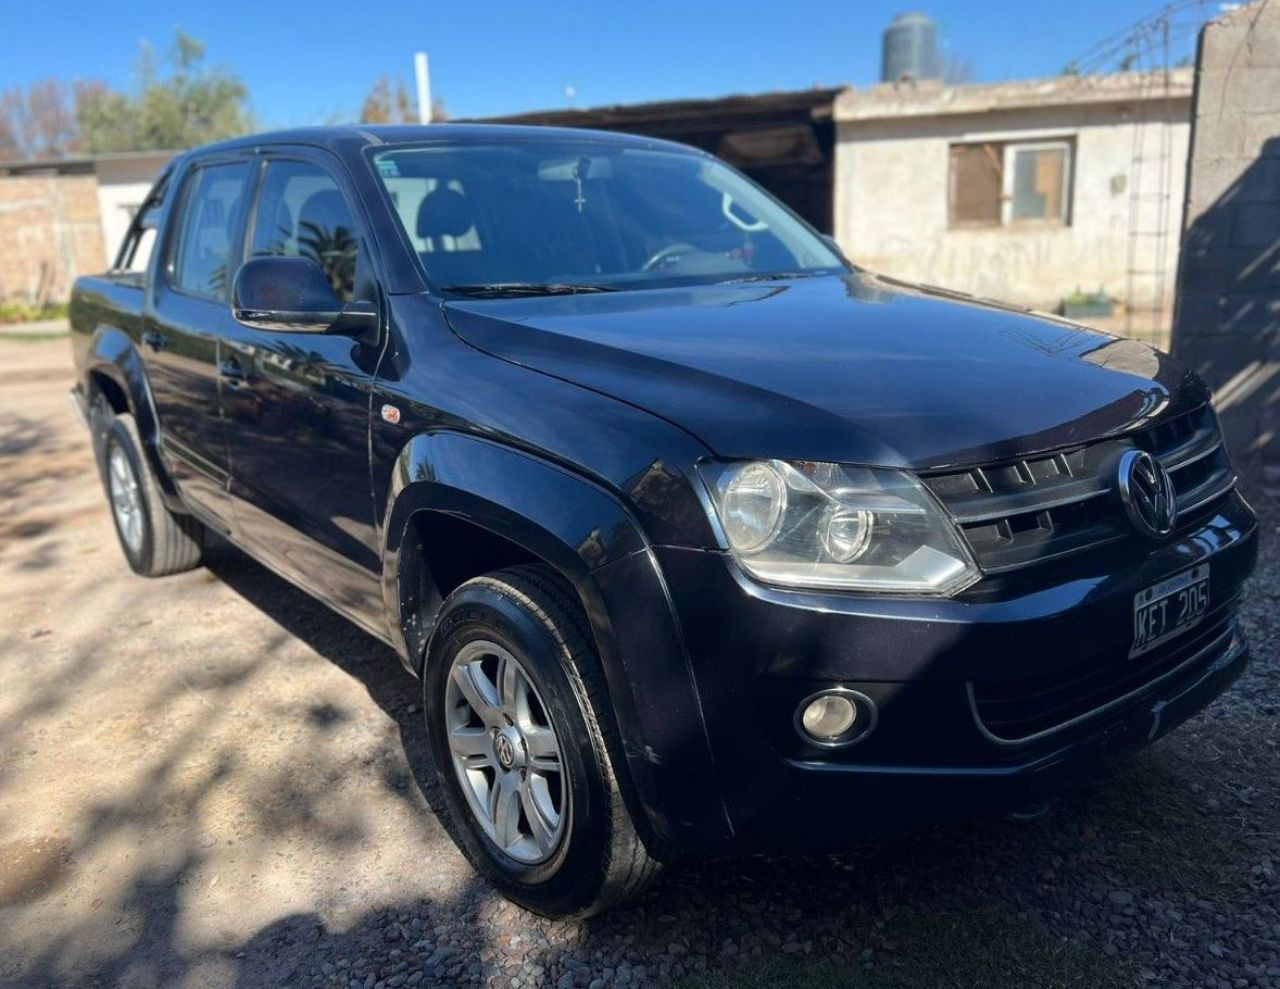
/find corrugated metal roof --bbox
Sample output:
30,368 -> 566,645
0,148 -> 177,176
481,87 -> 845,130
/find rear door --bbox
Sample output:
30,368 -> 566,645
145,157 -> 254,531
220,150 -> 386,629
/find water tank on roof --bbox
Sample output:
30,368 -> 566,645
881,12 -> 940,82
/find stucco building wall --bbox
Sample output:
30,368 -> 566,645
93,154 -> 172,265
833,75 -> 1192,329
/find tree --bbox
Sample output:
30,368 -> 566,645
74,81 -> 140,153
77,30 -> 253,153
361,76 -> 415,124
0,79 -> 80,160
0,91 -> 20,159
360,76 -> 448,124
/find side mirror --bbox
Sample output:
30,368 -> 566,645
232,256 -> 377,336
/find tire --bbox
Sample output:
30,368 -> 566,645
424,565 -> 662,918
97,410 -> 204,577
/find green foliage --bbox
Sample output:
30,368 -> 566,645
297,220 -> 358,301
76,30 -> 252,153
0,300 -> 69,325
1063,286 -> 1114,306
73,82 -> 138,153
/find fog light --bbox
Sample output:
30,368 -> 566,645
795,688 -> 876,747
802,694 -> 857,738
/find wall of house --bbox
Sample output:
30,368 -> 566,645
1172,0 -> 1280,487
834,101 -> 1191,329
0,172 -> 107,304
94,156 -> 171,265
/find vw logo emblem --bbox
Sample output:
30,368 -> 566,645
1118,449 -> 1178,538
493,733 -> 517,771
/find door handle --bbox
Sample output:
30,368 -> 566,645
142,330 -> 166,352
218,358 -> 247,386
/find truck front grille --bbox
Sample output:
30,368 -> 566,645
920,404 -> 1236,576
970,603 -> 1238,743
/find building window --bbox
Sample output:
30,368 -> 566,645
949,139 -> 1072,228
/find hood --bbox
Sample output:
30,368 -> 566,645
443,273 -> 1207,470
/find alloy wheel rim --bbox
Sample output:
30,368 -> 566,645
444,639 -> 568,865
108,444 -> 144,553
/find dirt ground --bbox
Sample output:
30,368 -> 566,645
1,337 -> 1277,989
0,338 -> 479,987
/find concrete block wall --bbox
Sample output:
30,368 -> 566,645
834,94 -> 1192,339
1173,0 -> 1280,488
0,173 -> 108,305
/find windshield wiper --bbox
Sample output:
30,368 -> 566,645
443,282 -> 620,298
724,271 -> 827,285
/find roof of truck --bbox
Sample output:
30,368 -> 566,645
187,123 -> 698,159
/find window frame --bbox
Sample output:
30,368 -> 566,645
1002,139 -> 1073,227
947,137 -> 1075,230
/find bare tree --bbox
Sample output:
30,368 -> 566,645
0,78 -> 80,160
0,90 -> 20,159
360,76 -> 448,124
360,76 -> 416,124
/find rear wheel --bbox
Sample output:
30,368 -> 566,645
424,565 -> 662,917
97,411 -> 204,577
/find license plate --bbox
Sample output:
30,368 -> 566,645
1131,564 -> 1210,658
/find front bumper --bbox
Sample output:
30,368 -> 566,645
654,490 -> 1258,850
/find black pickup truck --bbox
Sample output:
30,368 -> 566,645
70,125 -> 1256,918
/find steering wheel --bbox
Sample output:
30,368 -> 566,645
641,242 -> 699,272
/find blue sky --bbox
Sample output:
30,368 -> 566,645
4,0 -> 1210,126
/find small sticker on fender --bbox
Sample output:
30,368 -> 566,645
380,404 -> 402,425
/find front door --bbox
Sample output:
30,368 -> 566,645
145,158 -> 253,531
220,153 -> 386,630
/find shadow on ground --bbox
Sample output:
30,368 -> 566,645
3,519 -> 1275,989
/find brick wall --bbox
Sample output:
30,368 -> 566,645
1172,0 -> 1280,490
0,172 -> 107,305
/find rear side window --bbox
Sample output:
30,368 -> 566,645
111,173 -> 169,282
170,161 -> 252,299
249,160 -> 361,303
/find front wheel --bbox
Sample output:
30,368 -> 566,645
424,565 -> 662,917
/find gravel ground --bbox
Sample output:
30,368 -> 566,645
1,337 -> 1277,989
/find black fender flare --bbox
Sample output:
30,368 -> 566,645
381,430 -> 733,846
83,326 -> 182,506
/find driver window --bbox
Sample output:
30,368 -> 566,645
250,160 -> 363,303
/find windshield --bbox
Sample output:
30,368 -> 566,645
370,139 -> 845,295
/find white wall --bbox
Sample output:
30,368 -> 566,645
93,155 -> 172,265
834,102 -> 1190,325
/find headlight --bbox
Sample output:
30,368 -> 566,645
700,459 -> 979,595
